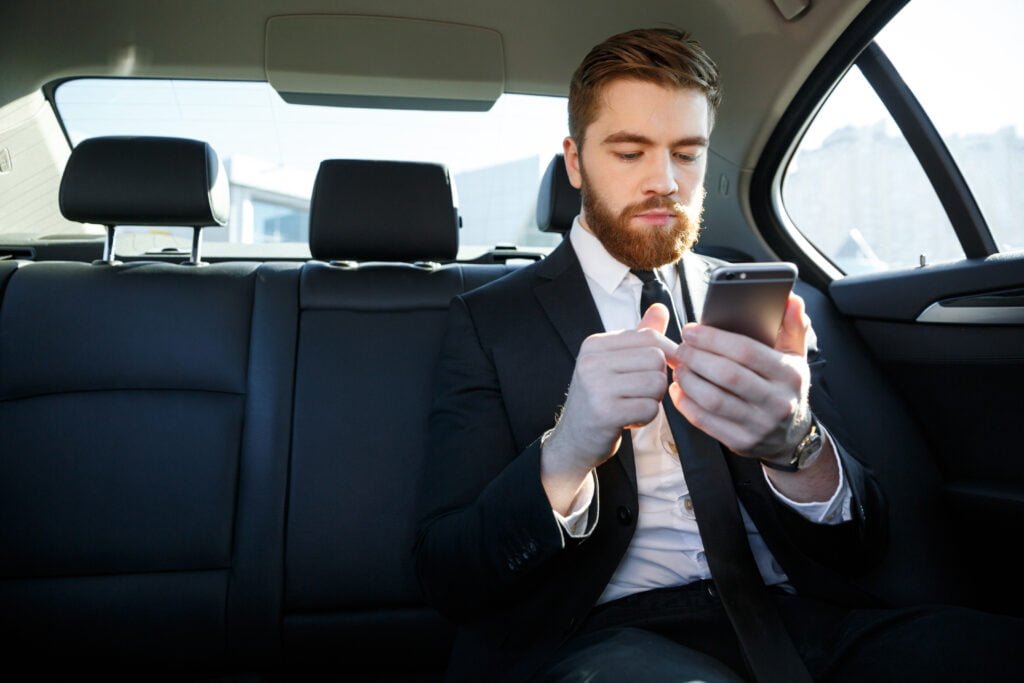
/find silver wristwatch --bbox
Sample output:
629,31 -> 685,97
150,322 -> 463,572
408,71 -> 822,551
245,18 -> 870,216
761,416 -> 823,472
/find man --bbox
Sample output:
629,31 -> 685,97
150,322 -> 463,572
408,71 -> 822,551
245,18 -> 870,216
415,28 -> 1018,682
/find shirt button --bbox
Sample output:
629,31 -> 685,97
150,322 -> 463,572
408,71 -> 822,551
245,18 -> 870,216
825,511 -> 837,522
682,496 -> 694,513
666,440 -> 678,454
616,505 -> 633,525
696,551 -> 707,564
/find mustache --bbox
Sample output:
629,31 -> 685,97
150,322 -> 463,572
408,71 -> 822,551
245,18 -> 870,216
627,195 -> 685,216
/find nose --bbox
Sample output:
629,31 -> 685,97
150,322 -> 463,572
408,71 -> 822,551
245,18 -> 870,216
641,150 -> 678,196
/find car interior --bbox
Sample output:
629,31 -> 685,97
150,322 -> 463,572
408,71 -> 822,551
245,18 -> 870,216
1,0 -> 1022,680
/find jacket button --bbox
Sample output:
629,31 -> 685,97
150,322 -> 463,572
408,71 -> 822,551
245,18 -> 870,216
616,505 -> 633,525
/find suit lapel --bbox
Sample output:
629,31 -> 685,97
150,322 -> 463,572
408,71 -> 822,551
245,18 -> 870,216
534,239 -> 604,358
679,250 -> 713,323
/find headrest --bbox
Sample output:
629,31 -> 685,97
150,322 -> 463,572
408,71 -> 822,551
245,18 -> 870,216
309,159 -> 458,262
59,136 -> 229,227
536,154 -> 580,233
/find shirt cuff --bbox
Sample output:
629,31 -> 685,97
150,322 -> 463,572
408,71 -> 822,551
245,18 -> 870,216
762,425 -> 852,525
551,470 -> 599,544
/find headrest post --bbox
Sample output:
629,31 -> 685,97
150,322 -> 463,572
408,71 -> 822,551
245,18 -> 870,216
184,227 -> 206,266
97,225 -> 121,266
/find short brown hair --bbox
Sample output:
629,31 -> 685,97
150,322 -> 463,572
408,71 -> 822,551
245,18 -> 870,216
568,28 -> 722,144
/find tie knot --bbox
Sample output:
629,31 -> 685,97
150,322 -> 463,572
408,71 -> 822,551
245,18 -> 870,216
630,269 -> 658,285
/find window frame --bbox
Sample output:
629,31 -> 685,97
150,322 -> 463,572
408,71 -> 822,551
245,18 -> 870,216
751,0 -> 1001,286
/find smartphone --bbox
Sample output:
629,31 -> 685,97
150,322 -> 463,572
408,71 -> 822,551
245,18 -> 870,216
700,262 -> 798,346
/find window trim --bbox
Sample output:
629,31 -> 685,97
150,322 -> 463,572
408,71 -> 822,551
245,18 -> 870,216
750,0 -> 909,289
855,42 -> 997,259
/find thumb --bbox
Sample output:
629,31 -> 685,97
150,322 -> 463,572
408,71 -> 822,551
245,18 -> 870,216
637,303 -> 670,336
775,293 -> 808,357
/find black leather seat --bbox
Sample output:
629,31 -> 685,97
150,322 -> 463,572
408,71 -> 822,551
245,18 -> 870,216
281,159 -> 512,679
0,137 -> 299,670
536,154 -> 580,235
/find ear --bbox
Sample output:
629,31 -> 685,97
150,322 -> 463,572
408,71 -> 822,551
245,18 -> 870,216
562,137 -> 583,189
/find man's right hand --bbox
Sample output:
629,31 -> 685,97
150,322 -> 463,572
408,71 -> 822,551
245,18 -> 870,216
541,304 -> 678,515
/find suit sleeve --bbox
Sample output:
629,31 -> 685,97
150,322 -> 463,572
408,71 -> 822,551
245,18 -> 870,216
743,331 -> 887,577
414,296 -> 568,622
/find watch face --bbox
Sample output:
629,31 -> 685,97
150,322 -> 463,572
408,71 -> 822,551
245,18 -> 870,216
797,431 -> 824,468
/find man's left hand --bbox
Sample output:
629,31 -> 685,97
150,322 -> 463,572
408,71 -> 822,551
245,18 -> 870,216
668,292 -> 812,461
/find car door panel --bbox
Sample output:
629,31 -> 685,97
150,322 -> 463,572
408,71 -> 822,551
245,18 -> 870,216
829,252 -> 1024,615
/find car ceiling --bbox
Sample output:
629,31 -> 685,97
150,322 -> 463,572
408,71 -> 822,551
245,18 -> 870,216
1,0 -> 870,170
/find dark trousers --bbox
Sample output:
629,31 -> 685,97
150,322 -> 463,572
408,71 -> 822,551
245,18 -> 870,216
533,581 -> 1024,682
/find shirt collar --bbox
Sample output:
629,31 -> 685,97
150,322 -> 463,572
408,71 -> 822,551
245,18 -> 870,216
568,216 -> 678,294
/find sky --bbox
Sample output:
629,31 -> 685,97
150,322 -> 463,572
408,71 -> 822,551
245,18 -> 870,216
802,0 -> 1024,149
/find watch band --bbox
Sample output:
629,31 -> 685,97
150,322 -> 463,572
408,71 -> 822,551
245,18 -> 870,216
761,416 -> 823,472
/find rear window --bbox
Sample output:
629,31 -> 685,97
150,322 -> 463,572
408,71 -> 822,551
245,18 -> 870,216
55,79 -> 569,257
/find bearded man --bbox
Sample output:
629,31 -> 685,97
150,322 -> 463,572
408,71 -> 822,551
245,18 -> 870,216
414,27 -> 1020,683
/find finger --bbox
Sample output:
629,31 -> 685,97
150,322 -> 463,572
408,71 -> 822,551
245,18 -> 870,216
674,365 -> 769,426
610,369 -> 668,400
774,293 -> 808,357
601,346 -> 672,374
586,325 -> 678,355
681,323 -> 795,382
637,303 -> 670,336
668,384 -> 765,456
675,343 -> 772,405
618,396 -> 663,430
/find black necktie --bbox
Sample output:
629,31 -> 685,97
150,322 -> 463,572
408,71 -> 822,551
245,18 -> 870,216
631,267 -> 811,683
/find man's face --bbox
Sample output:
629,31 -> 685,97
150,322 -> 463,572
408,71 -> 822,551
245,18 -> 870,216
564,78 -> 710,270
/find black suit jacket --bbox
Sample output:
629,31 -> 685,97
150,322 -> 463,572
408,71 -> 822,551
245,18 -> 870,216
415,239 -> 884,683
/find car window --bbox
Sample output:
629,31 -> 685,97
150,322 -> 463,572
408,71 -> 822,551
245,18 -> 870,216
54,79 -> 568,257
781,0 -> 1023,275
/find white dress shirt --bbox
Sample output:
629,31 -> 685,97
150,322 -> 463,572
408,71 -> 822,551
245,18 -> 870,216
551,218 -> 852,604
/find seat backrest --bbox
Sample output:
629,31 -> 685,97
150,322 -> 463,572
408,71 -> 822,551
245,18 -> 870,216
0,138 -> 300,670
536,153 -> 580,235
282,159 -> 511,676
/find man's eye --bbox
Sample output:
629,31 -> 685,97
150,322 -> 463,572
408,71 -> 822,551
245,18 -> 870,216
616,152 -> 641,160
675,152 -> 700,163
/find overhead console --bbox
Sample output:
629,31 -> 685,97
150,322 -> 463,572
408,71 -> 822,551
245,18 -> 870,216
265,15 -> 505,111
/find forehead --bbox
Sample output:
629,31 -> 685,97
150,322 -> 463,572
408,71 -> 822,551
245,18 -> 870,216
589,78 -> 710,139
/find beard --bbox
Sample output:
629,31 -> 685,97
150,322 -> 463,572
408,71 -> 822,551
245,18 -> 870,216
580,169 -> 703,271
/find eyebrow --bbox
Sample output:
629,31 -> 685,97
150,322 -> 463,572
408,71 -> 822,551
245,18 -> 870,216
601,131 -> 709,147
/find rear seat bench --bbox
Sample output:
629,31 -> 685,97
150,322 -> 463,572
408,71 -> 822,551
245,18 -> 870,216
0,142 -> 954,678
0,144 -> 512,678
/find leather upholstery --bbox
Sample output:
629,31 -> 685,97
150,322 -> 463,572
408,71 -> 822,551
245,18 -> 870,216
59,136 -> 229,226
536,154 -> 580,234
308,159 -> 458,262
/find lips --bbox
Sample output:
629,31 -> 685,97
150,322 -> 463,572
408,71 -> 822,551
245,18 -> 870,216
632,209 -> 677,225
